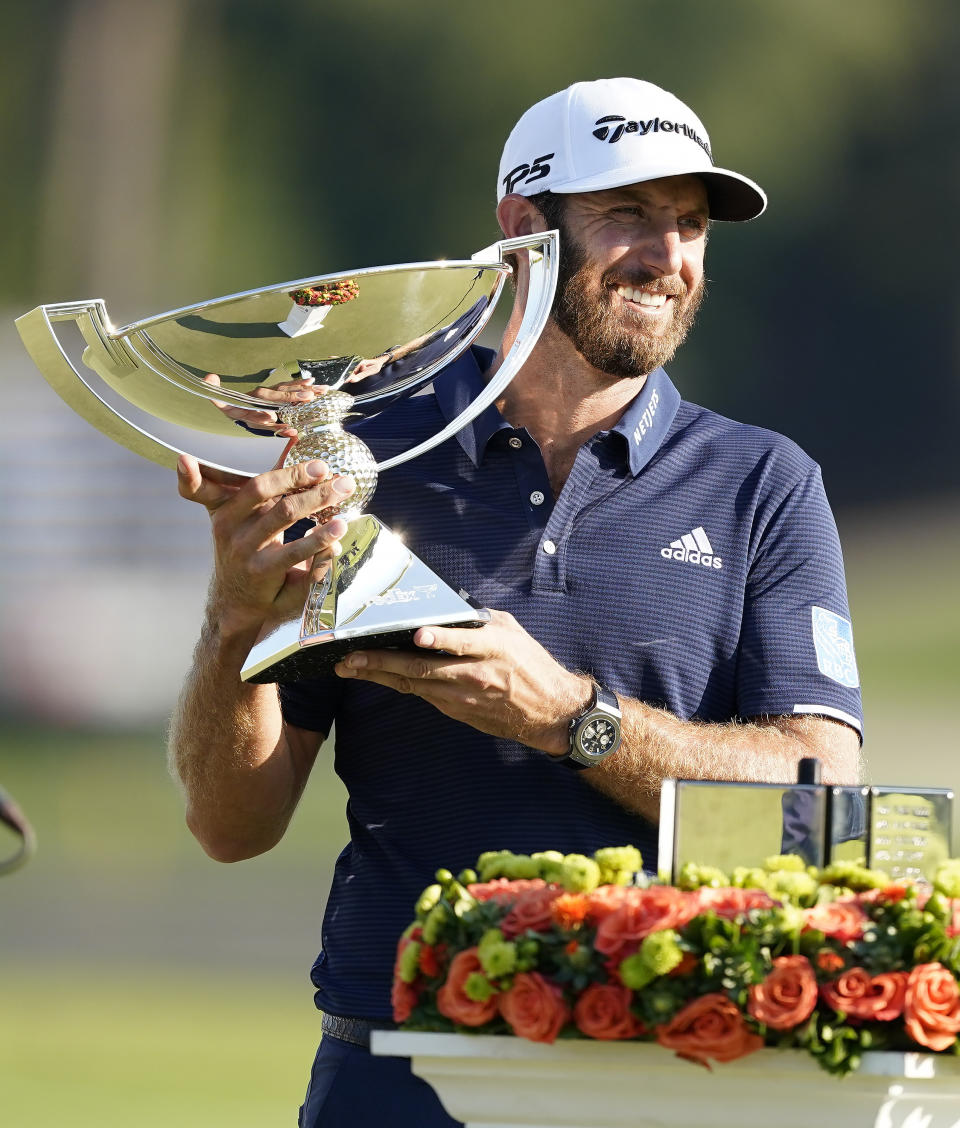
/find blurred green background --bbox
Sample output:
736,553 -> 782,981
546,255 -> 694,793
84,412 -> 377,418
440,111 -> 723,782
2,1 -> 958,1124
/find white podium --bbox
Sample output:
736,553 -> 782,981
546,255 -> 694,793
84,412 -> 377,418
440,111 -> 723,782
373,1031 -> 960,1128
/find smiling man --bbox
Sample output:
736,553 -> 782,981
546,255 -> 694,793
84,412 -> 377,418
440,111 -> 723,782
171,78 -> 862,1127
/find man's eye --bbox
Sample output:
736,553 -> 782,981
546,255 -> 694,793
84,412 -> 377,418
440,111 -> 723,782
680,217 -> 707,235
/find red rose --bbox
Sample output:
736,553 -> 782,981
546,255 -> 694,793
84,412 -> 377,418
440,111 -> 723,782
573,982 -> 645,1040
498,972 -> 571,1043
820,967 -> 908,1022
696,886 -> 776,919
501,886 -> 564,938
904,963 -> 960,1051
594,887 -> 696,962
802,901 -> 869,943
748,955 -> 818,1030
657,993 -> 764,1066
946,899 -> 960,939
436,948 -> 499,1027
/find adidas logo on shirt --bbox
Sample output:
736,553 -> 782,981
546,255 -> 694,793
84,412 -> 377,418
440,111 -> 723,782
660,526 -> 723,570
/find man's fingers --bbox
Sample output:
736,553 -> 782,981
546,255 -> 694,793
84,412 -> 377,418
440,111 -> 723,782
251,384 -> 317,405
176,454 -> 237,510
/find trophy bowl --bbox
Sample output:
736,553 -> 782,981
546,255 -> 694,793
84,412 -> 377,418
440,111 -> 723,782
16,232 -> 559,682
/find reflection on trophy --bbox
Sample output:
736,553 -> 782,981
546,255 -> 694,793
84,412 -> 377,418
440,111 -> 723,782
16,232 -> 558,683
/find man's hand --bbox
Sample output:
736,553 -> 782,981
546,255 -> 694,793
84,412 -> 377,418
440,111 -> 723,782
333,610 -> 592,754
177,453 -> 355,641
202,371 -> 321,437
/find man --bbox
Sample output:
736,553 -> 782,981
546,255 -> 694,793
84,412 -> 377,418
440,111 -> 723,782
170,78 -> 861,1126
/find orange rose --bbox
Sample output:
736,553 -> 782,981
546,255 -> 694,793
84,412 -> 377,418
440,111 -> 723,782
584,884 -> 631,922
594,887 -> 696,962
904,963 -> 960,1051
391,977 -> 419,1024
498,972 -> 571,1043
696,886 -> 776,919
467,878 -> 548,904
820,967 -> 908,1022
436,948 -> 499,1027
657,993 -> 764,1066
501,886 -> 564,938
748,955 -> 817,1030
802,901 -> 868,943
573,982 -> 645,1040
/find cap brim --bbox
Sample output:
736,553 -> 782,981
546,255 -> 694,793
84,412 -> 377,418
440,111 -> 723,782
547,164 -> 767,223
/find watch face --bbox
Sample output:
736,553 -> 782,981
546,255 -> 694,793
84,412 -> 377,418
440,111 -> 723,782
578,715 -> 619,759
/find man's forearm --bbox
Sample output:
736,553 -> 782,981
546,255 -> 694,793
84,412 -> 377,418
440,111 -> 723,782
167,614 -> 314,862
585,702 -> 862,822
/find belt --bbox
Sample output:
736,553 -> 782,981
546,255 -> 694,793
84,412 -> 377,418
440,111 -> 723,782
321,1012 -> 396,1048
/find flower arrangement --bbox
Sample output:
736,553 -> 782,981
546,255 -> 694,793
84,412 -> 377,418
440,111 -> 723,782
289,279 -> 360,307
392,847 -> 960,1076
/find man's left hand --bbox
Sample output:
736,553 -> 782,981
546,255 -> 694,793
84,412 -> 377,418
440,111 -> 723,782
333,610 -> 591,756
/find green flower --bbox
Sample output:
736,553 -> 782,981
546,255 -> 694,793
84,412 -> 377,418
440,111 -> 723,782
422,903 -> 451,945
765,869 -> 818,903
478,928 -> 518,977
619,929 -> 683,989
676,862 -> 730,890
415,884 -> 442,917
558,854 -> 602,892
593,846 -> 643,886
501,854 -> 539,879
398,940 -> 422,984
764,854 -> 807,873
731,866 -> 768,890
463,971 -> 496,1002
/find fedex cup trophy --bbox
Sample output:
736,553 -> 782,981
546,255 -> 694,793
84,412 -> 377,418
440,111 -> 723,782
16,232 -> 558,683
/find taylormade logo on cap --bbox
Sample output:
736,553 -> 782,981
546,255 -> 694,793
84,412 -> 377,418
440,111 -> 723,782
497,78 -> 766,223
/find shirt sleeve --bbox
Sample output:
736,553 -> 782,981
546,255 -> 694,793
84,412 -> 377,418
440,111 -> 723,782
736,464 -> 863,736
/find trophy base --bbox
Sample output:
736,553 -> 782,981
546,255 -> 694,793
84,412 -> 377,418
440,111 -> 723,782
241,514 -> 490,684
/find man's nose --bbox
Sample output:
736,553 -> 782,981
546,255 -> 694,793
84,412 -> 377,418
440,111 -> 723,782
635,226 -> 684,278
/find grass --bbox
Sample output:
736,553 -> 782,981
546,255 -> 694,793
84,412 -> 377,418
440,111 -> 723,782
2,964 -> 321,1128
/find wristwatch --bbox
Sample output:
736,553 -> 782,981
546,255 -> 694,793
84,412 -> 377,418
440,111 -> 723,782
561,683 -> 622,769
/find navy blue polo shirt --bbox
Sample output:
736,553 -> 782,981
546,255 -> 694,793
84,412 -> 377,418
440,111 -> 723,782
280,345 -> 862,1021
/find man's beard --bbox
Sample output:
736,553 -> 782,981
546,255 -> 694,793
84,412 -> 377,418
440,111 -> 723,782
550,224 -> 705,379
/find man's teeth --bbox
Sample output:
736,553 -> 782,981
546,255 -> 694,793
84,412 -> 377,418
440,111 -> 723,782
615,285 -> 668,308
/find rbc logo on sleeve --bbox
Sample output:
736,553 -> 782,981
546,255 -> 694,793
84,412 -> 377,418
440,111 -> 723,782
811,606 -> 860,688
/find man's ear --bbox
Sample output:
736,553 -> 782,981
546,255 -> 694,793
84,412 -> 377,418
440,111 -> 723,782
496,193 -> 549,239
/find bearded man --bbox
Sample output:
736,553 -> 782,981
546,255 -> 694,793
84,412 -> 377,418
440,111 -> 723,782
170,78 -> 862,1127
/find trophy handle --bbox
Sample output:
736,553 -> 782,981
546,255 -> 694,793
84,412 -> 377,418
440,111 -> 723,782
15,301 -> 249,485
374,230 -> 558,472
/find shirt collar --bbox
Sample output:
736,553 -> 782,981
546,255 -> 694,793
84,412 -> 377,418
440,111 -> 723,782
612,367 -> 682,475
434,348 -> 681,474
434,345 -> 508,466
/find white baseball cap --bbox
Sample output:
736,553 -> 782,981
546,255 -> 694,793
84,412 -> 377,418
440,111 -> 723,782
498,78 -> 766,222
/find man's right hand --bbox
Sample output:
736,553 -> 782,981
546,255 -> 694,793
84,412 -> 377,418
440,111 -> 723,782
176,454 -> 355,643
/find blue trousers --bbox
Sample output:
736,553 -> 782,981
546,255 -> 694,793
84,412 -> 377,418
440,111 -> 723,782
299,1036 -> 463,1127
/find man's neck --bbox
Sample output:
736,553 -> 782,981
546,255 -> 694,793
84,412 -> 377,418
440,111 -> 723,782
489,319 -> 647,497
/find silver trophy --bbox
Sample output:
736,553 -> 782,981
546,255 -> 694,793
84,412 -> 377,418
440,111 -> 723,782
16,232 -> 559,683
